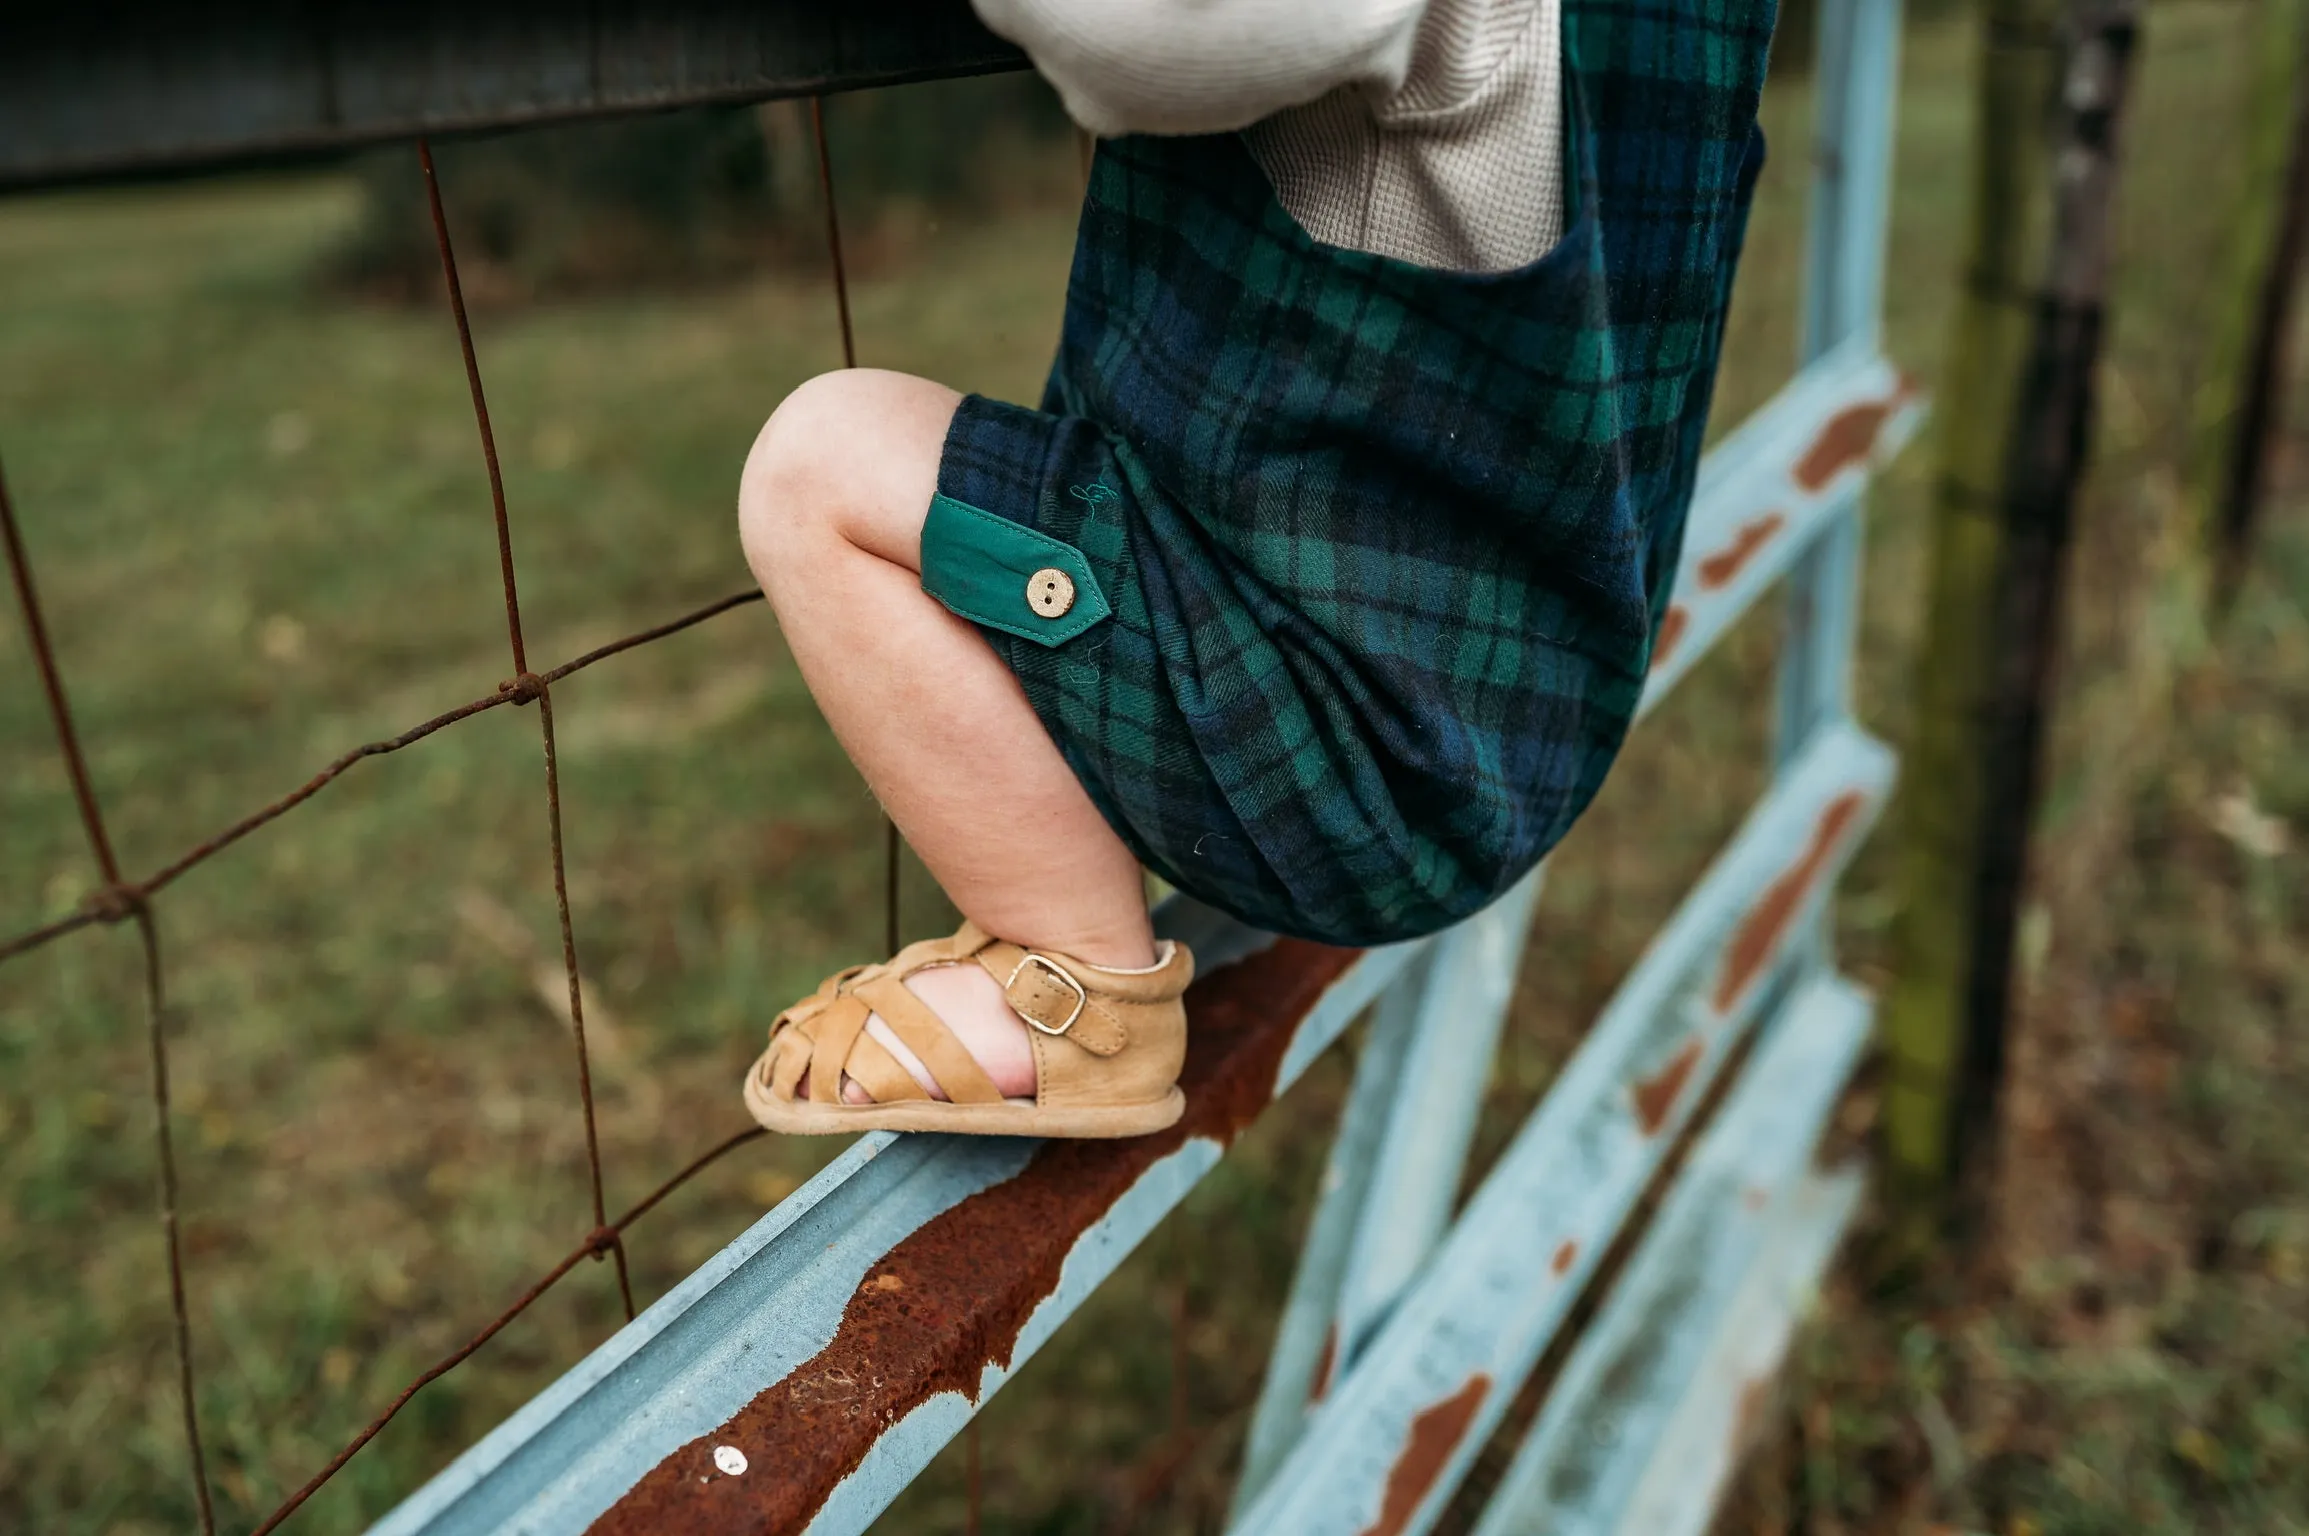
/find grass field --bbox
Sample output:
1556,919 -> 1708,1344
1,8 -> 2302,1534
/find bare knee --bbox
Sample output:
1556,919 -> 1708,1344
737,369 -> 961,590
737,371 -> 849,584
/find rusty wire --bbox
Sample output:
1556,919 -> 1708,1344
2,470 -> 122,887
1,458 -> 218,1534
0,127 -> 839,1529
134,908 -> 216,1536
418,137 -> 634,1322
0,93 -> 948,1527
809,95 -> 905,958
0,588 -> 764,968
0,464 -> 778,1529
811,97 -> 859,375
246,1124 -> 772,1536
0,465 -> 776,1535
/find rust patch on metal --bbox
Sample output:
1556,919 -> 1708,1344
1551,1239 -> 1579,1276
1649,605 -> 1690,674
1630,1037 -> 1705,1137
1358,1374 -> 1493,1536
587,937 -> 1362,1536
1695,512 -> 1787,590
1710,790 -> 1867,1016
1791,381 -> 1916,494
1310,1321 -> 1339,1402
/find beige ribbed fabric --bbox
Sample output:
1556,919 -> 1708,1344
970,0 -> 1565,273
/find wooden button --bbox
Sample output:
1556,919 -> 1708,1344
1026,567 -> 1076,619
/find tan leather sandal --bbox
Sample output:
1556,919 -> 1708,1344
743,921 -> 1194,1138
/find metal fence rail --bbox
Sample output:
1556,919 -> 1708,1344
0,2 -> 1026,192
380,715 -> 1893,1536
1,0 -> 1915,1530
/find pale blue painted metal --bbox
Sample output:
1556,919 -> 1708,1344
1233,944 -> 1434,1511
1800,0 -> 1903,362
1606,1166 -> 1867,1534
1465,977 -> 1874,1536
1223,349 -> 1918,1530
1483,9 -> 1910,1530
1638,339 -> 1921,717
1231,332 -> 1918,1524
1777,0 -> 1906,774
1233,869 -> 1545,1517
374,1 -> 1916,1526
1222,721 -> 1895,1536
368,1130 -> 1015,1536
1770,0 -> 1904,1046
372,898 -> 1418,1536
1332,869 -> 1547,1366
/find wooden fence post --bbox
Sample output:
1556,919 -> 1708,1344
2189,0 -> 2309,601
1881,0 -> 2143,1232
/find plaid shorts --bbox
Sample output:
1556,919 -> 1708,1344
924,0 -> 1774,946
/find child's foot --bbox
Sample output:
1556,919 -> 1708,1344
814,962 -> 1037,1103
748,922 -> 1193,1139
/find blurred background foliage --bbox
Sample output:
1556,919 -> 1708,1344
321,0 -> 1883,303
332,76 -> 1076,299
0,7 -> 2304,1536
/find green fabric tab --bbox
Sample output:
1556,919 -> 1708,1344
919,492 -> 1110,648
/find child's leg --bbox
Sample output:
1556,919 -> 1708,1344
738,368 -> 1157,1101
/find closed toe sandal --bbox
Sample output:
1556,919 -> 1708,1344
743,920 -> 1194,1138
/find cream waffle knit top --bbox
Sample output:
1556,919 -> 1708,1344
970,0 -> 1565,273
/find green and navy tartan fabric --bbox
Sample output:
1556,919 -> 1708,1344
931,0 -> 1776,947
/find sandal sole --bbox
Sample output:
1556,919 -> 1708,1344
744,1053 -> 1184,1139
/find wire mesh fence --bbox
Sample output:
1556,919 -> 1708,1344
0,106 -> 878,1534
4,2 -> 1928,1526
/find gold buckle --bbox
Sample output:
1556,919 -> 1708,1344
1005,952 -> 1088,1036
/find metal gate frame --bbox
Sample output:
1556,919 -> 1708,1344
372,0 -> 1917,1526
2,0 -> 1917,1528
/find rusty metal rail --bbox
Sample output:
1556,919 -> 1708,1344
375,722 -> 1892,1536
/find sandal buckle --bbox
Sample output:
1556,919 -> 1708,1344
1006,952 -> 1088,1036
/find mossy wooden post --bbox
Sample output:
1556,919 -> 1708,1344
2188,0 -> 2309,600
1881,0 -> 2142,1232
1878,0 -> 2062,1221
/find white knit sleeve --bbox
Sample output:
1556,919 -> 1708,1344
969,0 -> 1431,136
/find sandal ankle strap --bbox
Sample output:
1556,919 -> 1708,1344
975,937 -> 1192,1059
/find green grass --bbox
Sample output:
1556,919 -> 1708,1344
0,128 -> 1086,1533
1,11 -> 2303,1534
